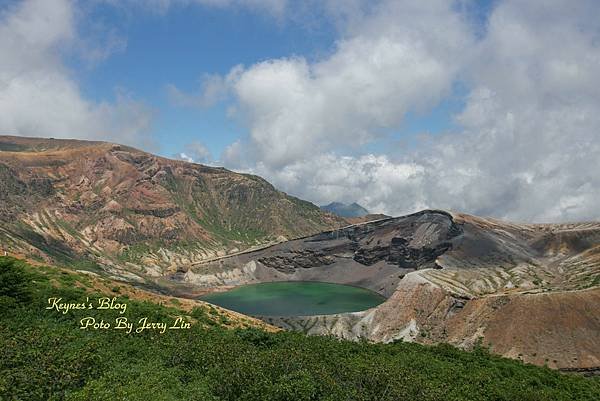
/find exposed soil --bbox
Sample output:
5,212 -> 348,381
181,210 -> 600,371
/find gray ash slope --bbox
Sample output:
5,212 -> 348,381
176,209 -> 600,296
175,209 -> 600,372
174,210 -> 461,296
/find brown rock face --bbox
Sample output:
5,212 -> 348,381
0,135 -> 345,278
3,135 -> 599,373
188,210 -> 600,372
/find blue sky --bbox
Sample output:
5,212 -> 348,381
2,0 -> 598,222
74,1 -> 339,158
68,0 -> 484,160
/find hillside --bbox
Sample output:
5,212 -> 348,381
2,135 -> 599,376
0,135 -> 345,282
2,257 -> 599,400
183,210 -> 600,372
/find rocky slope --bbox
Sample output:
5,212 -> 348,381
182,210 -> 600,372
0,135 -> 345,282
2,135 -> 599,372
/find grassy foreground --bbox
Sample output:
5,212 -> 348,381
1,257 -> 599,401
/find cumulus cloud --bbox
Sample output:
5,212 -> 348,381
177,153 -> 194,163
175,141 -> 212,164
212,1 -> 473,168
215,0 -> 600,222
0,0 -> 152,147
239,153 -> 427,214
166,67 -> 243,109
12,0 -> 595,222
427,0 -> 600,222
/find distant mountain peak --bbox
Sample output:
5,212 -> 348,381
320,202 -> 369,218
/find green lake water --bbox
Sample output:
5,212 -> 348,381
200,281 -> 386,316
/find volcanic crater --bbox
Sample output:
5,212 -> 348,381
176,209 -> 600,373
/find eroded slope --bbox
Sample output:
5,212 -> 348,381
183,210 -> 600,371
0,135 -> 345,282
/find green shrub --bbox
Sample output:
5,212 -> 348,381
0,257 -> 32,305
1,257 -> 599,401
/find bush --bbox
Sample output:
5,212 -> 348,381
1,258 -> 599,401
0,257 -> 32,304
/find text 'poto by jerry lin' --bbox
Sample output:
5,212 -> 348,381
45,297 -> 191,334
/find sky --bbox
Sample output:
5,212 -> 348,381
1,0 -> 599,223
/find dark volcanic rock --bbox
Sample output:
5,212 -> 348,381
259,250 -> 335,273
345,211 -> 462,268
186,209 -> 600,373
239,210 -> 467,275
192,210 -> 465,296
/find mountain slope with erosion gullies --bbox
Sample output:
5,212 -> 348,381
4,257 -> 599,400
2,135 -> 599,373
182,210 -> 600,372
0,135 -> 346,282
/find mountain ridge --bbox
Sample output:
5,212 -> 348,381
0,135 -> 346,283
183,209 -> 600,371
320,201 -> 370,218
2,135 -> 599,372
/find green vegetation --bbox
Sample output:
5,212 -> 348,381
54,218 -> 83,241
117,241 -> 156,263
161,173 -> 269,246
1,257 -> 599,401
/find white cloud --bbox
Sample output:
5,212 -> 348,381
239,153 -> 428,215
425,0 -> 600,222
217,0 -> 600,222
167,76 -> 225,109
77,26 -> 128,67
175,141 -> 212,164
166,67 -> 243,109
0,0 -> 152,147
220,1 -> 473,168
178,152 -> 194,163
190,142 -> 212,161
8,0 -> 596,222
